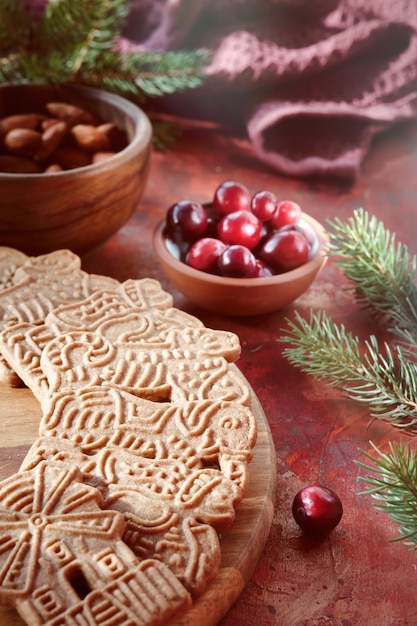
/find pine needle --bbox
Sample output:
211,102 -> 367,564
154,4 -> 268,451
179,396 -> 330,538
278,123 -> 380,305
0,0 -> 209,101
328,208 -> 417,349
281,311 -> 417,431
357,441 -> 417,547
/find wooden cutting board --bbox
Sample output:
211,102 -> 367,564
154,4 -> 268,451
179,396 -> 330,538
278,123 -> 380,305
0,371 -> 276,626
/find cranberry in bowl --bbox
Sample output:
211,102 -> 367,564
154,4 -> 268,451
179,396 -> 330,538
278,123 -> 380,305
153,181 -> 329,316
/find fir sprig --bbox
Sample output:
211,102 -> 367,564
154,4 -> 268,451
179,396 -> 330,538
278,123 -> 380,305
282,311 -> 417,431
280,208 -> 417,547
357,441 -> 417,547
0,0 -> 209,101
329,208 -> 417,349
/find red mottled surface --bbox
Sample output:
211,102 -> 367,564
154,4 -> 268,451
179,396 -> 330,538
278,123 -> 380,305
82,117 -> 417,626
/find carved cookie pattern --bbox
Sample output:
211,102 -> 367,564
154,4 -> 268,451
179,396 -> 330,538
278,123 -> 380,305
0,247 -> 28,291
39,328 -> 247,406
21,438 -> 223,595
0,250 -> 119,328
0,249 -> 258,625
0,247 -> 29,384
0,316 -> 247,407
38,385 -> 256,493
0,461 -> 191,625
0,284 -> 221,401
0,249 -> 118,387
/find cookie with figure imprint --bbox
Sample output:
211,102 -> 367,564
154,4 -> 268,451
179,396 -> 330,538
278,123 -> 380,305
36,384 -> 256,498
19,381 -> 257,597
0,281 -> 248,408
0,246 -> 29,385
0,459 -> 192,626
0,247 -> 259,626
21,435 -> 224,596
0,247 -> 119,386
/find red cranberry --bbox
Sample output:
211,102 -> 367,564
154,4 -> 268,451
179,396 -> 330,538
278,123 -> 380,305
260,229 -> 309,272
251,190 -> 277,221
186,237 -> 227,272
217,210 -> 263,250
166,200 -> 208,241
292,484 -> 343,536
253,259 -> 274,278
213,180 -> 251,216
217,245 -> 257,278
299,219 -> 320,259
272,200 -> 302,229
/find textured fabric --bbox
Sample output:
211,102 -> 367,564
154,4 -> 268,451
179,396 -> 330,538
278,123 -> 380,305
27,0 -> 417,178
122,0 -> 417,179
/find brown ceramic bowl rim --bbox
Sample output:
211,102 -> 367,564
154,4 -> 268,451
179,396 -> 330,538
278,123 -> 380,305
153,212 -> 329,287
0,84 -> 152,179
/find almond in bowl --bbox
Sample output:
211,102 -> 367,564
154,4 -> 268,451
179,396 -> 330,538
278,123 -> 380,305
0,83 -> 152,256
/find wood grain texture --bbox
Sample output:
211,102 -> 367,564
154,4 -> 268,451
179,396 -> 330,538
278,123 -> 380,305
0,370 -> 276,626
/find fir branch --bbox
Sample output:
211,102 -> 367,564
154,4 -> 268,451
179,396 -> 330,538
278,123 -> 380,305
281,310 -> 417,431
0,0 -> 209,102
33,0 -> 136,82
357,441 -> 417,547
76,48 -> 209,99
328,208 -> 417,349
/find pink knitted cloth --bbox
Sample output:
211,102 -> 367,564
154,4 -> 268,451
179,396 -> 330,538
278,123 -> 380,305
28,0 -> 417,178
122,0 -> 417,178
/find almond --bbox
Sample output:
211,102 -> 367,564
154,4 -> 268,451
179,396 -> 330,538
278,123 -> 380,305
53,147 -> 92,170
44,163 -> 64,173
97,122 -> 127,149
36,121 -> 69,161
46,102 -> 98,127
92,151 -> 116,164
71,124 -> 111,152
0,113 -> 45,135
5,128 -> 43,158
41,118 -> 61,131
0,155 -> 42,174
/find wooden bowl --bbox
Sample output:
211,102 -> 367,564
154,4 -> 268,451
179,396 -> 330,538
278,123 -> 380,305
153,213 -> 329,316
0,84 -> 152,256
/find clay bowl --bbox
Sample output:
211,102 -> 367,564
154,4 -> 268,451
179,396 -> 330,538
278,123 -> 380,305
153,213 -> 329,316
0,83 -> 152,256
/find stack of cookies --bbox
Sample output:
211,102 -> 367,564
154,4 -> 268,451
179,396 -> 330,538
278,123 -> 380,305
0,247 -> 257,626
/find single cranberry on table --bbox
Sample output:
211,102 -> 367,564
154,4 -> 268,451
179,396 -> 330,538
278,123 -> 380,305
260,229 -> 310,272
217,245 -> 258,278
185,237 -> 227,272
217,210 -> 263,250
166,200 -> 208,241
292,484 -> 343,536
213,180 -> 251,216
251,190 -> 277,222
272,200 -> 302,229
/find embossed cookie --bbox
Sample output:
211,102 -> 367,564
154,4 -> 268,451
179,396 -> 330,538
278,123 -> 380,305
0,283 -> 247,407
22,436 -> 223,596
20,381 -> 257,596
0,246 -> 29,385
0,460 -> 191,625
37,385 -> 256,494
0,247 -> 118,387
0,246 -> 258,625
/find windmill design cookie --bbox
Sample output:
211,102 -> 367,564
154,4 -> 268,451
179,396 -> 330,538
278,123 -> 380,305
0,247 -> 258,625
